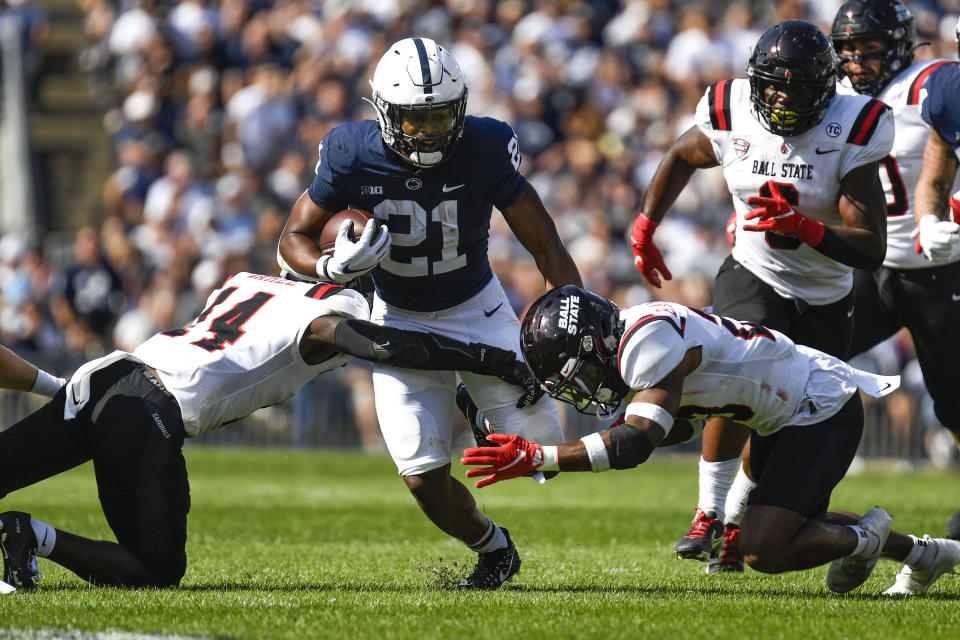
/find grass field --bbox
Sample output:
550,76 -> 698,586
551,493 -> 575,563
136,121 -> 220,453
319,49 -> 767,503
0,447 -> 958,639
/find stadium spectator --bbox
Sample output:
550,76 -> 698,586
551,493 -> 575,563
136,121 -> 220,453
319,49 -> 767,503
462,285 -> 960,596
628,20 -> 892,574
277,37 -> 580,590
0,262 -> 540,590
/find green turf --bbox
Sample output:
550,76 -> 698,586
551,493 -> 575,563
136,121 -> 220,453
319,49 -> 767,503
0,447 -> 958,639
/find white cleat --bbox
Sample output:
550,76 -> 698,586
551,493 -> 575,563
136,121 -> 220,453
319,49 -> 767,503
827,506 -> 893,594
883,536 -> 960,596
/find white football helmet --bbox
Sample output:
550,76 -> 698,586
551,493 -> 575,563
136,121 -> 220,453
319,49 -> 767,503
367,37 -> 468,168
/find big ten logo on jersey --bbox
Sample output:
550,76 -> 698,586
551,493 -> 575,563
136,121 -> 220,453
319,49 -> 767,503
558,293 -> 580,334
751,159 -> 814,180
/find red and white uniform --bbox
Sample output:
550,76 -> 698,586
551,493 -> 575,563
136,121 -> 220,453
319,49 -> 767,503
133,272 -> 369,436
696,78 -> 894,304
616,301 -> 898,436
840,60 -> 960,268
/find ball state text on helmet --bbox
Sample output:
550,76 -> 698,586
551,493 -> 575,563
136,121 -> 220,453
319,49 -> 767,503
558,295 -> 580,335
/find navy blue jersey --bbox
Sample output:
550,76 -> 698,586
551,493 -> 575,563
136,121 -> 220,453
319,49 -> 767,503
922,63 -> 960,156
308,116 -> 526,311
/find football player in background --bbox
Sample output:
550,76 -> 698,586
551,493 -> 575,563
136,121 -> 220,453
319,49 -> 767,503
276,38 -> 581,589
628,20 -> 892,573
830,2 -> 960,558
462,285 -> 960,596
0,256 -> 540,590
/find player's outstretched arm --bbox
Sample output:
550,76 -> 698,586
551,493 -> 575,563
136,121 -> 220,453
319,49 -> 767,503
822,162 -> 887,270
631,126 -> 718,287
501,183 -> 583,289
300,315 -> 541,402
0,345 -> 65,397
462,351 -> 696,487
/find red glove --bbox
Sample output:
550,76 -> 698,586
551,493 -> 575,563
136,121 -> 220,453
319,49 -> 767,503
725,211 -> 737,247
461,433 -> 544,488
629,213 -> 672,288
743,181 -> 825,246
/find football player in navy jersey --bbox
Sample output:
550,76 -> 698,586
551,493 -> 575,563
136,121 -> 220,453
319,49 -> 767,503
627,20 -> 892,574
830,4 -> 960,560
277,37 -> 581,589
904,18 -> 960,546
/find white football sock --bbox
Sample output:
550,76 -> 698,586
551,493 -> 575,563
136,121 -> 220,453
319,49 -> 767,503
724,464 -> 757,526
697,456 -> 740,521
903,535 -> 938,569
468,518 -> 507,553
31,518 -> 56,558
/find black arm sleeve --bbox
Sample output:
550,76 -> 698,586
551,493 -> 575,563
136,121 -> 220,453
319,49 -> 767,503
607,424 -> 655,470
333,318 -> 512,374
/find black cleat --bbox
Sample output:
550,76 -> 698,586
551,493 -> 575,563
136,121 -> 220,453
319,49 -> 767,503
0,511 -> 39,589
674,508 -> 723,561
706,524 -> 744,573
458,527 -> 521,590
456,383 -> 497,447
947,509 -> 960,540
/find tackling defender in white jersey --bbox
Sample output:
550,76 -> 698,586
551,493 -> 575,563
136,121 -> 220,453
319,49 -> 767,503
628,20 -> 892,572
0,262 -> 538,591
462,285 -> 960,595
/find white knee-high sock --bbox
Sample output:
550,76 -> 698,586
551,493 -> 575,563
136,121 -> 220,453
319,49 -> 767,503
724,464 -> 757,527
697,456 -> 740,521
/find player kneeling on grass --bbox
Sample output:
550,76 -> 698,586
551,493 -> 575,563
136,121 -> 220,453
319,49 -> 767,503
0,226 -> 540,591
461,286 -> 960,595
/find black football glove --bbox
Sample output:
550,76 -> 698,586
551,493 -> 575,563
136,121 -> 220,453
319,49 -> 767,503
471,343 -> 546,409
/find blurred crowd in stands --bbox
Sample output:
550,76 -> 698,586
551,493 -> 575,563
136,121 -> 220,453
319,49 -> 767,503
1,0 -> 959,453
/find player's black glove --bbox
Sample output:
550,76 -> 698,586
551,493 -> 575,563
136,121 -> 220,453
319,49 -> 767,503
471,343 -> 546,409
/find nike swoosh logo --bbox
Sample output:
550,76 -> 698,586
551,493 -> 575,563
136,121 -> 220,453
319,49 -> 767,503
879,382 -> 892,392
847,308 -> 854,318
815,147 -> 838,154
442,183 -> 465,192
952,293 -> 960,302
499,450 -> 526,471
341,264 -> 371,275
71,387 -> 80,405
499,548 -> 516,582
484,303 -> 503,318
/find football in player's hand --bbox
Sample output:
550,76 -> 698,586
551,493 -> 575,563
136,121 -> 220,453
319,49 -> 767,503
316,209 -> 378,254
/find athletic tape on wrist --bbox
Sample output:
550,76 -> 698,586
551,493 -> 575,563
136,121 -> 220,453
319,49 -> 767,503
316,254 -> 333,281
624,401 -> 674,437
540,446 -> 559,471
580,432 -> 610,472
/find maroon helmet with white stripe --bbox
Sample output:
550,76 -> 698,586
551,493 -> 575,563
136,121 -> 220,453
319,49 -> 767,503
367,37 -> 468,168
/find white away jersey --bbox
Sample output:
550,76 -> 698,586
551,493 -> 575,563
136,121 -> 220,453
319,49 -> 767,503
616,302 -> 860,436
696,78 -> 894,304
840,60 -> 960,269
134,272 -> 369,436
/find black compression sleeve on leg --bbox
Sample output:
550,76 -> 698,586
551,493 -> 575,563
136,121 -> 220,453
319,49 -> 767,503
607,424 -> 655,470
334,318 -> 489,371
